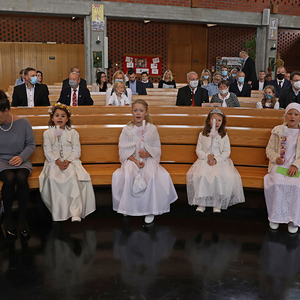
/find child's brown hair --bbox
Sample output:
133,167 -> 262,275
202,108 -> 227,138
48,103 -> 72,128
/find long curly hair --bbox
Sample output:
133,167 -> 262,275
48,106 -> 72,129
202,110 -> 227,138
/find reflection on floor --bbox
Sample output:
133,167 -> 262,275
1,187 -> 300,300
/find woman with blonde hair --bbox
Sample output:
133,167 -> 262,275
200,69 -> 211,88
158,70 -> 176,88
106,70 -> 132,105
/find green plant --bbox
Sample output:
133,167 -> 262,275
242,36 -> 256,59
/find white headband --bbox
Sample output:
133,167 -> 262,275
285,103 -> 300,116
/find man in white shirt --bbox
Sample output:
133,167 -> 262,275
252,70 -> 268,90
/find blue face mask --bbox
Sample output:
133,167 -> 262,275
238,77 -> 244,83
115,79 -> 124,83
240,58 -> 244,62
30,76 -> 38,85
222,71 -> 228,76
204,75 -> 209,79
265,94 -> 273,100
232,74 -> 237,78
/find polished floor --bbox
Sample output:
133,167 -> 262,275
1,187 -> 300,300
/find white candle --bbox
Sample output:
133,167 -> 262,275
212,118 -> 216,131
141,120 -> 145,149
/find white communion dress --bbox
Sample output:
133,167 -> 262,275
39,127 -> 96,221
112,123 -> 178,216
264,127 -> 300,226
186,132 -> 245,209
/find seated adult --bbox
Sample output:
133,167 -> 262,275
176,71 -> 209,106
91,71 -> 111,92
126,69 -> 147,95
140,71 -> 154,88
59,72 -> 93,106
106,70 -> 132,105
206,73 -> 222,96
62,66 -> 87,89
256,85 -> 279,109
229,68 -> 238,82
200,69 -> 211,89
285,72 -> 291,82
211,80 -> 240,107
158,70 -> 176,88
12,67 -> 50,107
0,91 -> 35,240
36,70 -> 50,95
279,71 -> 300,109
252,70 -> 268,91
15,69 -> 25,86
265,73 -> 272,83
221,66 -> 235,85
229,71 -> 251,97
269,67 -> 291,98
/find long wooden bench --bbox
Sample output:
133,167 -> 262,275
0,125 -> 271,190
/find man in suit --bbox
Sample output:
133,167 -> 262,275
59,72 -> 93,106
12,67 -> 50,107
270,67 -> 292,98
62,66 -> 87,89
252,70 -> 268,90
279,71 -> 300,109
126,69 -> 147,95
229,71 -> 251,97
221,66 -> 235,85
176,71 -> 209,106
239,50 -> 257,85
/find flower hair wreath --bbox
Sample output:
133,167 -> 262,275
48,102 -> 72,116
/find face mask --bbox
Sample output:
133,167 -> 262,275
204,75 -> 209,79
115,79 -> 124,83
69,80 -> 77,88
265,94 -> 273,100
220,88 -> 228,95
294,81 -> 300,90
240,58 -> 244,62
232,74 -> 237,78
222,71 -> 227,76
277,73 -> 285,80
238,77 -> 244,83
189,80 -> 199,88
30,76 -> 38,85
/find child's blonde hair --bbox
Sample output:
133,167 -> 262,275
113,81 -> 125,92
202,108 -> 227,138
128,99 -> 153,126
262,85 -> 277,108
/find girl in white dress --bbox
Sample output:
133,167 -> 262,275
112,99 -> 178,223
39,103 -> 96,222
108,81 -> 130,106
186,108 -> 245,213
264,103 -> 300,234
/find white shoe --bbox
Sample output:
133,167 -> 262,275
288,222 -> 298,234
213,208 -> 221,213
145,214 -> 155,224
269,222 -> 279,230
196,206 -> 205,212
71,216 -> 81,222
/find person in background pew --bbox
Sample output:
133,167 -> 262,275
39,103 -> 96,223
12,67 -> 50,107
0,91 -> 35,241
15,69 -> 25,86
256,85 -> 279,109
285,73 -> 291,82
108,81 -> 130,106
200,69 -> 211,89
176,71 -> 209,106
106,70 -> 132,105
229,69 -> 238,82
59,72 -> 93,106
126,69 -> 147,95
36,70 -> 50,96
221,66 -> 235,85
264,103 -> 300,234
62,66 -> 87,89
186,108 -> 245,213
206,73 -> 222,96
279,71 -> 300,109
269,67 -> 291,98
265,73 -> 272,83
229,71 -> 251,97
91,71 -> 111,92
112,99 -> 178,224
140,71 -> 154,88
158,70 -> 176,88
252,70 -> 268,91
210,80 -> 240,107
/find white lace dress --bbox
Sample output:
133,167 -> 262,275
39,127 -> 96,221
112,123 -> 178,216
264,128 -> 300,226
186,132 -> 245,209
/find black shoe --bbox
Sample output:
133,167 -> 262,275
20,230 -> 31,241
6,229 -> 17,241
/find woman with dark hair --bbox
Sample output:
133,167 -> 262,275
36,70 -> 50,96
0,90 -> 35,240
91,71 -> 111,92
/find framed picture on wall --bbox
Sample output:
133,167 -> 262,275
92,4 -> 104,31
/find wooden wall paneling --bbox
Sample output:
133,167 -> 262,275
0,43 -> 13,92
66,44 -> 85,81
191,26 -> 208,74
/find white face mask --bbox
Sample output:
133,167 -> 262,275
220,88 -> 228,95
189,80 -> 199,88
294,81 -> 300,90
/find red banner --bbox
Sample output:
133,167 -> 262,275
123,55 -> 161,76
